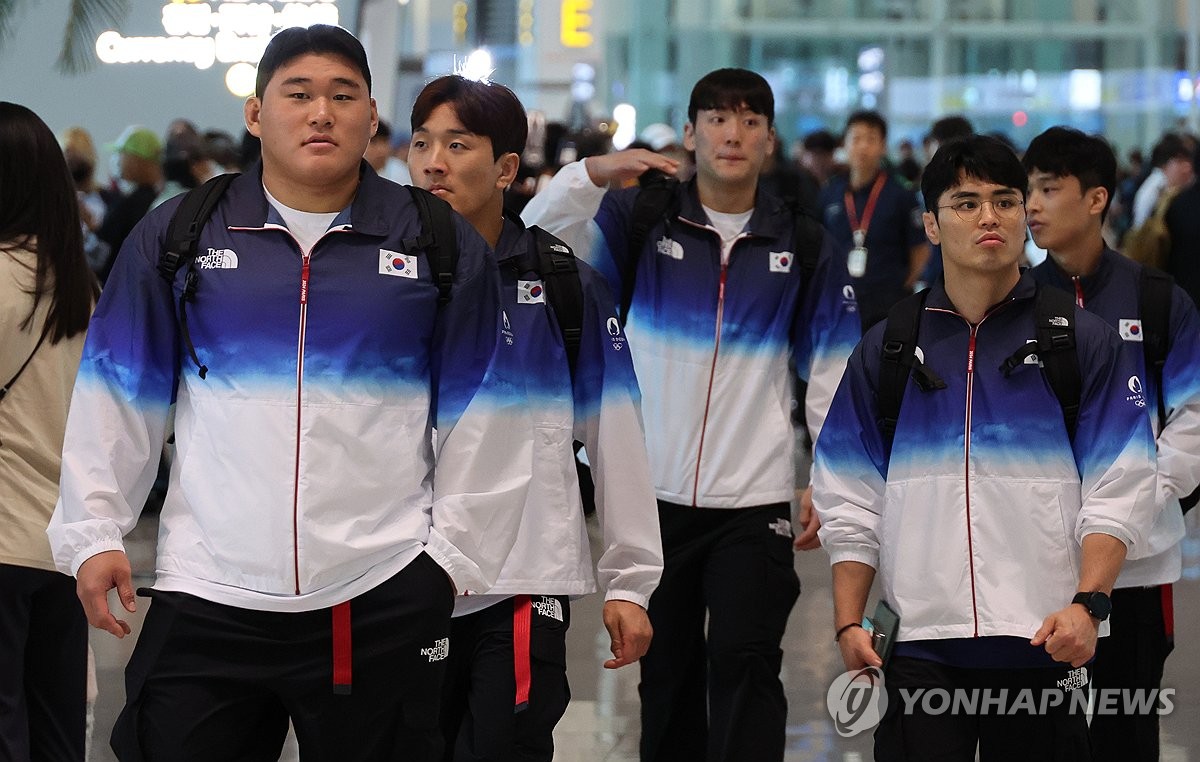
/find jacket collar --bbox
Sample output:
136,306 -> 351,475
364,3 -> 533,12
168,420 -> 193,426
675,178 -> 792,242
925,268 -> 1038,315
1038,246 -> 1120,302
224,160 -> 392,238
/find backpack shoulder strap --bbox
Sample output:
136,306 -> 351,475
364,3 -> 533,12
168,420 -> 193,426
1028,284 -> 1083,441
877,288 -> 943,451
786,199 -> 824,284
528,225 -> 585,380
622,177 -> 680,324
159,172 -> 240,379
159,173 -> 239,283
1139,266 -> 1174,433
405,185 -> 458,306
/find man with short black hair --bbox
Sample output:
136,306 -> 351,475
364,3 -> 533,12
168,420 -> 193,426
408,73 -> 662,762
1025,125 -> 1200,762
524,67 -> 861,762
49,25 -> 515,761
815,134 -> 1159,760
820,109 -> 928,329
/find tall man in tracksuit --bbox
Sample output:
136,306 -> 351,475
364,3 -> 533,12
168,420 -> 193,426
46,26 -> 522,761
1025,126 -> 1200,761
523,68 -> 862,761
814,135 -> 1160,760
407,74 -> 663,762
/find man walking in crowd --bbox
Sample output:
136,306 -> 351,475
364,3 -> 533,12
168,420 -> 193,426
95,126 -> 163,282
814,134 -> 1159,760
48,25 -> 520,761
1025,126 -> 1200,761
406,73 -> 663,762
523,68 -> 861,762
819,110 -> 928,329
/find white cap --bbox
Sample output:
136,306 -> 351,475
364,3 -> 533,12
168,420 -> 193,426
639,123 -> 678,151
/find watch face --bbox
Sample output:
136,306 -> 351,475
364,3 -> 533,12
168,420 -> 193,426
1090,592 -> 1112,620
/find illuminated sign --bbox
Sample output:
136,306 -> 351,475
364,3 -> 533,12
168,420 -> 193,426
95,1 -> 339,72
560,0 -> 593,48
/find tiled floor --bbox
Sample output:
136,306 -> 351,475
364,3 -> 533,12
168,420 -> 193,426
88,512 -> 1200,761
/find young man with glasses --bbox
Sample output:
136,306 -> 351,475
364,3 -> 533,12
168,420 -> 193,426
813,135 -> 1159,760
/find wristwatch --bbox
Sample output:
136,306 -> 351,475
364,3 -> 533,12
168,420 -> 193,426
1071,591 -> 1112,622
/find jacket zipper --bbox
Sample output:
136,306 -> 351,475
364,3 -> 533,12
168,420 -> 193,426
293,251 -> 311,595
930,299 -> 1015,637
964,326 -> 980,636
1071,276 -> 1085,308
692,259 -> 728,506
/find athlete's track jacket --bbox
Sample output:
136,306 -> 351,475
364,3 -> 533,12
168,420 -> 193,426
457,217 -> 662,612
47,165 -> 524,611
1033,249 -> 1200,588
813,273 -> 1158,642
523,162 -> 861,508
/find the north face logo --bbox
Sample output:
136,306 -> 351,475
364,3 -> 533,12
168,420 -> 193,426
197,248 -> 238,269
420,637 -> 449,662
531,596 -> 564,622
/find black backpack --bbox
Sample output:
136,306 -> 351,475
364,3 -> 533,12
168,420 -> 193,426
620,175 -> 825,325
161,174 -> 585,380
877,272 -> 1198,512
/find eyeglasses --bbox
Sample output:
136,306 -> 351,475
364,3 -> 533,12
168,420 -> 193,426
937,198 -> 1025,222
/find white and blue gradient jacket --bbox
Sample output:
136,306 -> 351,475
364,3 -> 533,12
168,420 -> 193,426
813,273 -> 1159,642
1033,249 -> 1200,588
523,163 -> 861,508
454,216 -> 662,617
47,166 -> 526,611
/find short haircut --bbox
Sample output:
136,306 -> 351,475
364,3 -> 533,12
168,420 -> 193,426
845,110 -> 887,141
1023,126 -> 1117,218
687,68 -> 774,127
921,134 -> 1027,213
929,115 -> 974,144
802,129 -> 838,154
1149,133 -> 1192,168
255,25 -> 371,98
410,75 -> 527,160
373,119 -> 392,143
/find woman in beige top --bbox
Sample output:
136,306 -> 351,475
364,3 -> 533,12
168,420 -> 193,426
0,101 -> 99,761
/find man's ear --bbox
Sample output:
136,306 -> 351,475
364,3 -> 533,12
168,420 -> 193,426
1087,186 -> 1109,217
244,97 -> 263,138
497,152 -> 521,189
683,122 -> 696,152
923,210 -> 941,246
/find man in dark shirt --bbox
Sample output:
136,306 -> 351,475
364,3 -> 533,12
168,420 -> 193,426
95,126 -> 162,282
819,110 -> 927,329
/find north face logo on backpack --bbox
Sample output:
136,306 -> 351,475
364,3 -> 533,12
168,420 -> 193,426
197,248 -> 238,269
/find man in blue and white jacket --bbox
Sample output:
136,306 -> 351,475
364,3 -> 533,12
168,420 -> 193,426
407,74 -> 662,762
1026,126 -> 1200,762
814,134 -> 1159,760
524,68 -> 861,762
46,26 -> 523,761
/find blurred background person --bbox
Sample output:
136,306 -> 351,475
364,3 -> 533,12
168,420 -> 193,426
95,125 -> 162,283
61,126 -> 109,273
0,101 -> 99,762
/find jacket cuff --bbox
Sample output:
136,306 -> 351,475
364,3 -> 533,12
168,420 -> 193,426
423,532 -> 487,596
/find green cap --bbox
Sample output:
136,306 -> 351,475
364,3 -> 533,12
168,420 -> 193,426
109,126 -> 162,161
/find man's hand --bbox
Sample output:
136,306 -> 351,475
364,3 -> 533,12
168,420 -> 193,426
601,599 -> 653,669
584,149 -> 680,188
1030,604 -> 1100,667
837,624 -> 882,671
76,550 -> 136,639
793,485 -> 821,551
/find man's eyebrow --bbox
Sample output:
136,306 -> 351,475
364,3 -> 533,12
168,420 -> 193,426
278,76 -> 363,90
948,188 -> 1021,199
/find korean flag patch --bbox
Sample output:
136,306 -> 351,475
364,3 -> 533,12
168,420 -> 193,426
518,279 -> 546,304
769,251 -> 793,273
1119,319 -> 1144,342
379,249 -> 417,278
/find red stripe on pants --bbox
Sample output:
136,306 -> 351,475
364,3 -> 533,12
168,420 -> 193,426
513,595 -> 532,711
1161,583 -> 1174,639
333,601 -> 352,694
